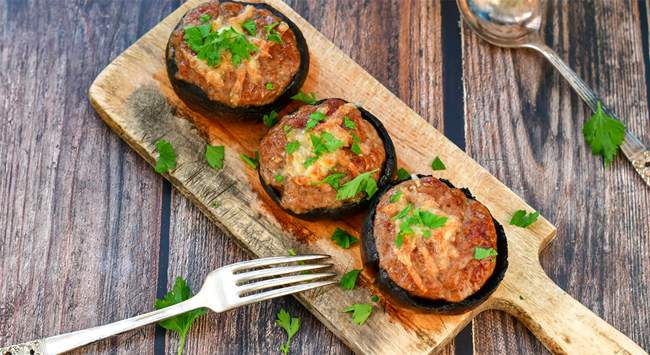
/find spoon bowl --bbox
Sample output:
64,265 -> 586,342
457,0 -> 543,47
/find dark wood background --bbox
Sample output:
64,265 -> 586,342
0,1 -> 648,354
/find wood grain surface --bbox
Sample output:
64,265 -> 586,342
462,0 -> 650,354
0,0 -> 648,355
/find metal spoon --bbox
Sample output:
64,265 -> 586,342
457,0 -> 650,186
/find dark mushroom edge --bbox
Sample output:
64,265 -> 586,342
259,99 -> 397,220
361,175 -> 508,314
165,1 -> 310,119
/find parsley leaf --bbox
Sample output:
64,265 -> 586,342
389,191 -> 402,203
322,172 -> 346,190
331,227 -> 358,249
396,167 -> 410,180
340,269 -> 362,290
303,156 -> 318,168
276,309 -> 300,355
184,25 -> 258,67
242,19 -> 256,36
306,111 -> 326,130
286,140 -> 300,154
474,247 -> 498,260
343,303 -> 373,325
265,82 -> 274,90
154,277 -> 207,355
418,210 -> 448,229
240,152 -> 259,170
265,22 -> 284,44
583,101 -> 626,165
263,111 -> 279,127
393,203 -> 414,220
351,143 -> 363,155
336,169 -> 379,200
199,14 -> 211,23
154,139 -> 177,174
343,116 -> 356,129
371,295 -> 380,302
290,91 -> 317,104
275,174 -> 284,183
431,156 -> 446,171
205,145 -> 225,170
510,210 -> 540,228
311,132 -> 343,155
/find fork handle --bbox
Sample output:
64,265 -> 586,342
524,41 -> 650,186
0,296 -> 204,355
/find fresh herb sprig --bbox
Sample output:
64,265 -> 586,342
474,247 -> 498,260
336,169 -> 379,200
205,145 -> 225,170
155,139 -> 177,174
331,227 -> 358,249
276,309 -> 300,355
154,277 -> 207,355
291,91 -> 318,104
583,101 -> 626,166
340,269 -> 362,290
184,25 -> 258,67
510,210 -> 539,228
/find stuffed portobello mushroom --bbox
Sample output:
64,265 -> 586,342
166,1 -> 309,117
361,175 -> 508,314
259,98 -> 396,219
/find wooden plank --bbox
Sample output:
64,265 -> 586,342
461,0 -> 650,353
161,1 -> 450,354
89,0 -> 556,353
0,0 -> 178,354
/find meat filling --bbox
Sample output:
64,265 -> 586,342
373,177 -> 498,302
168,1 -> 302,107
259,99 -> 386,214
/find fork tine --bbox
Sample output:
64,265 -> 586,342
238,280 -> 336,306
229,255 -> 330,272
236,264 -> 333,283
238,273 -> 336,294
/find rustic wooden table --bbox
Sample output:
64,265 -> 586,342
1,1 -> 648,354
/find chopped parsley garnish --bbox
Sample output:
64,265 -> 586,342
431,156 -> 446,171
286,140 -> 300,154
291,91 -> 317,104
343,116 -> 356,129
583,101 -> 626,165
265,82 -> 274,90
240,152 -> 259,169
154,277 -> 207,355
303,156 -> 318,168
340,269 -> 362,290
396,167 -> 410,180
154,139 -> 177,174
343,303 -> 372,325
263,111 -> 279,127
393,206 -> 448,247
351,143 -> 363,155
510,210 -> 540,228
371,295 -> 380,302
351,133 -> 361,143
474,247 -> 498,260
184,25 -> 258,67
321,172 -> 346,189
306,111 -> 326,130
265,22 -> 283,44
336,169 -> 379,200
311,132 -> 343,155
276,309 -> 300,355
393,203 -> 414,220
389,191 -> 402,203
331,227 -> 358,249
199,14 -> 211,23
242,19 -> 256,36
275,174 -> 284,183
205,145 -> 225,170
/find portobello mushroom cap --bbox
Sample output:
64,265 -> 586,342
361,175 -> 508,314
259,98 -> 396,219
166,1 -> 309,118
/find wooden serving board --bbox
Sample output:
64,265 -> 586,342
88,1 -> 645,354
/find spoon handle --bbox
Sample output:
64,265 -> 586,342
525,42 -> 650,186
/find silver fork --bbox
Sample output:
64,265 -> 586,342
0,255 -> 335,355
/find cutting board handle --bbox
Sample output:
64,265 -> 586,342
494,266 -> 646,354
